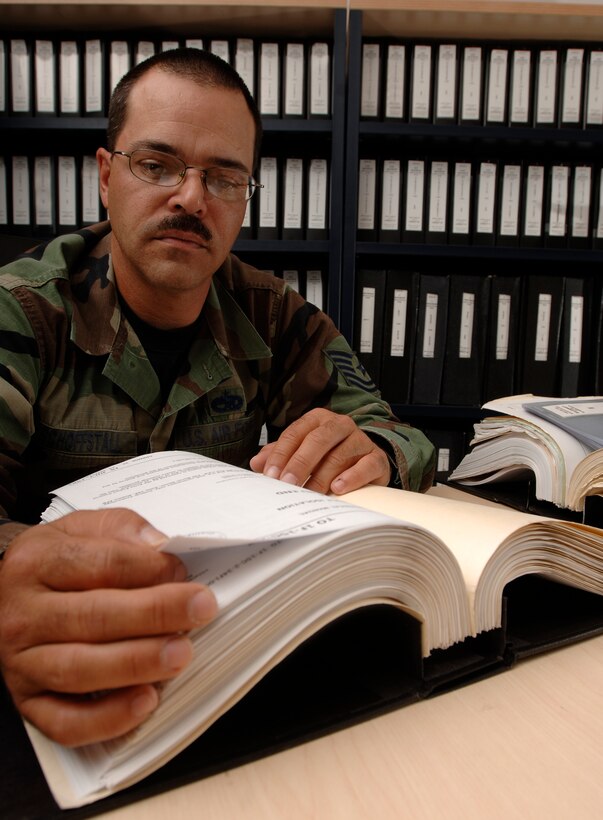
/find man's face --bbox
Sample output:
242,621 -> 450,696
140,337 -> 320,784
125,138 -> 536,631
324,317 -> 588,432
97,69 -> 256,320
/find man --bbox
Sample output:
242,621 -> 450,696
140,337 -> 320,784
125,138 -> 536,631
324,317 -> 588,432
0,48 -> 434,748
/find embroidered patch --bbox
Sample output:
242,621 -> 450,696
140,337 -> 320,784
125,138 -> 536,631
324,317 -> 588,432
326,349 -> 377,392
210,393 -> 245,413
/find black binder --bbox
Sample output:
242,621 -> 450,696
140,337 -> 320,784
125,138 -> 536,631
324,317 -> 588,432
378,158 -> 402,242
544,164 -> 570,248
425,427 -> 467,482
402,158 -> 426,243
426,160 -> 450,244
305,158 -> 329,240
483,275 -> 522,402
383,42 -> 407,121
559,47 -> 585,128
473,160 -> 497,245
459,45 -> 483,125
307,41 -> 330,118
356,157 -> 378,242
409,43 -> 433,123
508,48 -> 533,127
235,38 -> 255,101
558,277 -> 593,397
34,38 -> 57,116
434,43 -> 458,124
449,161 -> 472,245
411,273 -> 449,405
497,163 -> 522,247
568,165 -> 594,249
9,155 -> 32,235
56,155 -> 79,234
281,157 -> 305,240
33,155 -> 56,236
360,41 -> 382,119
585,49 -> 603,128
484,47 -> 508,125
256,156 -> 280,240
534,47 -> 560,128
518,274 -> 564,395
59,39 -> 82,116
83,38 -> 105,116
282,42 -> 306,118
0,39 -> 6,114
10,38 -> 33,115
353,268 -> 387,388
380,269 -> 420,405
440,274 -> 490,406
521,163 -> 545,248
258,41 -> 281,117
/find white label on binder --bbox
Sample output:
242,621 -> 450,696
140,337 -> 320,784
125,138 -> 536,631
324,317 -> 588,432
380,160 -> 401,231
82,155 -> 100,223
586,51 -> 603,125
260,43 -> 279,115
405,160 -> 425,231
360,286 -> 376,353
235,39 -> 255,98
436,44 -> 456,119
259,157 -> 277,228
241,199 -> 251,230
476,162 -> 496,234
35,40 -> 55,113
411,45 -> 432,120
85,40 -> 103,113
495,293 -> 511,361
185,40 -> 204,51
486,49 -> 508,122
572,166 -> 592,238
461,46 -> 482,121
162,42 -> 180,53
569,295 -> 584,363
524,165 -> 545,237
210,41 -> 230,63
499,165 -> 521,236
535,294 -> 552,361
536,50 -> 558,124
385,45 -> 405,119
0,158 -> 7,224
549,165 -> 569,237
282,270 -> 300,292
510,50 -> 531,123
0,42 -> 5,112
110,41 -> 130,93
307,158 -> 327,231
422,293 -> 438,359
309,43 -> 329,115
135,42 -> 155,65
34,156 -> 53,225
597,170 -> 603,238
428,161 -> 448,233
452,162 -> 471,235
11,40 -> 30,112
561,48 -> 584,124
58,156 -> 77,225
284,43 -> 304,116
283,158 -> 303,229
390,289 -> 409,357
459,293 -> 475,359
60,41 -> 79,113
12,156 -> 30,225
306,271 -> 323,310
360,43 -> 380,118
437,448 -> 451,473
357,159 -> 376,230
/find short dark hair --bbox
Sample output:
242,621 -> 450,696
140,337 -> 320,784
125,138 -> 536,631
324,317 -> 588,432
106,47 -> 263,170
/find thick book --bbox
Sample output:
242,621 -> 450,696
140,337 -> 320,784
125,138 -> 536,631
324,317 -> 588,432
449,393 -> 603,510
24,450 -> 603,809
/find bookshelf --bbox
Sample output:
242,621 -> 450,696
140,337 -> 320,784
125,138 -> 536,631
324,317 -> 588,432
0,1 -> 347,322
342,3 -> 603,474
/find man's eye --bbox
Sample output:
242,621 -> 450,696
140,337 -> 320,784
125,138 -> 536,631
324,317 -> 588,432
213,174 -> 240,190
139,161 -> 166,177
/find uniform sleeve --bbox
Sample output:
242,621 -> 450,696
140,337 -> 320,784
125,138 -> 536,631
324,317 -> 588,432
266,291 -> 435,493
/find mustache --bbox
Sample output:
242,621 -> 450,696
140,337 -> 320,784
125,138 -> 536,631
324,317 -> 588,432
155,215 -> 213,242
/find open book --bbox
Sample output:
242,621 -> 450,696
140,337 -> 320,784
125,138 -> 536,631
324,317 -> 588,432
29,450 -> 603,809
449,394 -> 603,511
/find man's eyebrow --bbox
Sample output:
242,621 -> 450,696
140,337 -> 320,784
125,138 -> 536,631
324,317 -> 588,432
128,141 -> 250,174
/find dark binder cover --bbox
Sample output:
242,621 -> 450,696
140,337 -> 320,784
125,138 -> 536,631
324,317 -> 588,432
449,161 -> 472,245
383,42 -> 407,121
9,154 -> 32,235
10,38 -> 33,115
359,41 -> 382,119
57,155 -> 79,234
559,47 -> 585,128
305,158 -> 329,240
108,40 -> 132,99
0,156 -> 8,231
281,157 -> 305,240
497,163 -> 522,247
424,427 -> 467,481
533,48 -> 560,128
484,47 -> 508,126
81,155 -> 104,227
33,155 -> 56,236
83,38 -> 105,116
585,49 -> 603,128
59,39 -> 82,116
402,158 -> 426,243
235,38 -> 255,101
258,42 -> 281,117
434,43 -> 458,124
0,39 -> 6,114
426,159 -> 449,244
353,268 -> 387,388
483,275 -> 521,402
378,158 -> 402,242
518,274 -> 564,395
473,160 -> 497,245
569,165 -> 593,249
380,269 -> 420,405
409,43 -> 433,123
356,157 -> 379,242
544,164 -> 570,248
558,276 -> 593,397
508,48 -> 533,127
256,156 -> 280,240
521,163 -> 545,248
34,38 -> 57,116
307,41 -> 330,118
282,42 -> 306,118
411,273 -> 449,405
305,269 -> 325,312
440,274 -> 491,407
594,280 -> 603,393
459,45 -> 483,125
209,40 -> 230,64
237,193 -> 255,240
134,40 -> 157,65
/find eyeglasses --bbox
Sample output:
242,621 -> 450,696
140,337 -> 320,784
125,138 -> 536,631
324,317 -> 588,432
112,149 -> 263,202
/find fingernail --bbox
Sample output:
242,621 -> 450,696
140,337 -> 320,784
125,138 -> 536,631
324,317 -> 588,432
139,525 -> 169,548
265,466 -> 281,479
161,636 -> 193,672
280,472 -> 299,486
131,687 -> 159,718
188,589 -> 217,624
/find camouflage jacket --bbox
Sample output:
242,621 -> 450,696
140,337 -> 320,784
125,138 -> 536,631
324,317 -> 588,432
0,222 -> 434,545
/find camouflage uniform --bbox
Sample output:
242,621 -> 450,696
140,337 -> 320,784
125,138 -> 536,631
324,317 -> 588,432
0,222 -> 434,546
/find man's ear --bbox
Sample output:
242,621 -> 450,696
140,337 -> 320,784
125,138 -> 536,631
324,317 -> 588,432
96,148 -> 112,209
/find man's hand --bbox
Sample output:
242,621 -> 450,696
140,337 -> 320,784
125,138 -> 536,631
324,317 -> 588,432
0,509 -> 217,747
249,408 -> 391,494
